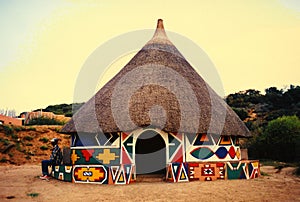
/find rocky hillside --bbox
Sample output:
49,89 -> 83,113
0,125 -> 70,165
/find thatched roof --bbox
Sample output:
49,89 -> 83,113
61,19 -> 251,137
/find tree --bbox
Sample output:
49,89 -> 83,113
250,116 -> 300,162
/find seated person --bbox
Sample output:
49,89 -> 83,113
40,138 -> 62,180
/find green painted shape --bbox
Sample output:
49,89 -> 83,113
227,163 -> 247,179
190,147 -> 214,160
53,165 -> 72,182
123,136 -> 133,159
74,148 -> 120,165
168,134 -> 180,159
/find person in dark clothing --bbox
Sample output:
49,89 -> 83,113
40,138 -> 62,180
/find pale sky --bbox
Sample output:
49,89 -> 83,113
1,0 -> 300,114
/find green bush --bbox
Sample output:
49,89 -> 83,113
3,125 -> 13,136
249,116 -> 300,162
40,145 -> 48,150
27,117 -> 65,126
0,158 -> 7,163
24,136 -> 34,141
14,126 -> 26,132
39,137 -> 49,143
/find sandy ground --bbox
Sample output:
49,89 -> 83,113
0,165 -> 299,202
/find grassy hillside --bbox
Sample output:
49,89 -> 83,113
0,125 -> 70,165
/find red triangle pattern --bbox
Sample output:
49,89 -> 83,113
171,146 -> 183,162
121,147 -> 132,164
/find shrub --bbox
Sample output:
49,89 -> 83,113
14,126 -> 26,132
3,125 -> 13,136
39,137 -> 49,143
27,117 -> 65,126
40,145 -> 48,150
0,158 -> 7,163
24,136 -> 34,141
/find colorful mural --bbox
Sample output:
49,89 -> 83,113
72,164 -> 136,184
166,163 -> 189,182
52,165 -> 72,182
71,148 -> 120,165
73,165 -> 108,184
64,128 -> 259,185
121,132 -> 134,164
165,161 -> 259,183
185,134 -> 241,162
108,164 -> 136,185
188,162 -> 225,181
168,133 -> 184,163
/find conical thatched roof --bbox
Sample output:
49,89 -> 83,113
61,19 -> 251,137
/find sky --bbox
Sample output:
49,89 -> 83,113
0,0 -> 300,114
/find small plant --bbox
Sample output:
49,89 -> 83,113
40,145 -> 48,150
3,125 -> 13,136
11,133 -> 18,140
54,127 -> 61,133
8,153 -> 13,158
27,126 -> 36,131
260,171 -> 270,176
14,126 -> 25,132
27,192 -> 39,198
39,137 -> 49,143
26,143 -> 33,146
24,136 -> 34,141
3,139 -> 10,146
0,157 -> 7,163
16,142 -> 22,152
25,155 -> 31,160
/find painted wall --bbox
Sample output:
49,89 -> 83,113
166,160 -> 260,182
66,128 -> 257,184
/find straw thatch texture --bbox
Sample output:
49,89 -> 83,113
61,19 -> 251,137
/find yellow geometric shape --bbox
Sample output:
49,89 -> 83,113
71,150 -> 80,164
252,162 -> 259,168
236,148 -> 241,159
96,149 -> 119,164
75,167 -> 105,182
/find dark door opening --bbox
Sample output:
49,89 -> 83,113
135,130 -> 166,176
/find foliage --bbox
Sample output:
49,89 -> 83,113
24,136 -> 34,141
27,117 -> 65,126
232,107 -> 248,121
41,103 -> 84,117
0,158 -> 7,163
3,125 -> 13,136
40,145 -> 48,150
27,193 -> 39,198
39,137 -> 49,143
248,116 -> 300,162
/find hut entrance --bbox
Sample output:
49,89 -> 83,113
135,130 -> 166,179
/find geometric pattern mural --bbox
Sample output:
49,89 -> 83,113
73,165 -> 108,184
66,129 -> 258,185
52,165 -> 73,182
71,148 -> 120,165
226,162 -> 248,179
165,161 -> 259,183
121,132 -> 134,164
188,162 -> 225,181
108,164 -> 135,185
185,134 -> 241,162
168,133 -> 184,163
166,163 -> 189,182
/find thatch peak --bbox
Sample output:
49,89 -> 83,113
147,19 -> 172,46
157,19 -> 164,29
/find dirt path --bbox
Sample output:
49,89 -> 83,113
0,165 -> 299,201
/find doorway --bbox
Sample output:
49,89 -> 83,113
135,130 -> 166,176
